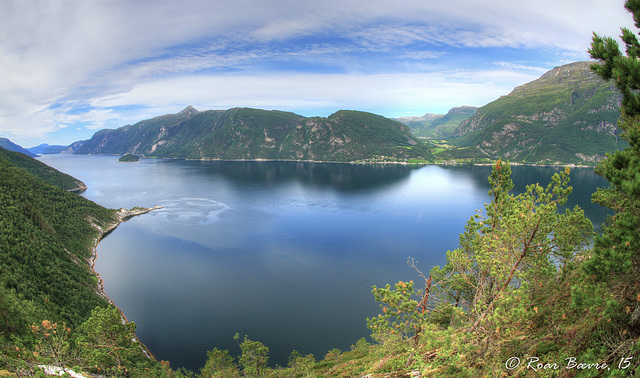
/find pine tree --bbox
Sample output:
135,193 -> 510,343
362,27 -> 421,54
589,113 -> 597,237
587,0 -> 640,331
76,306 -> 138,376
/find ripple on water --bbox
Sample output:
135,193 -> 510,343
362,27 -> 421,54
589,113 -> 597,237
155,197 -> 230,225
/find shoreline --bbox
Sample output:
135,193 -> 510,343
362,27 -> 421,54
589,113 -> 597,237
88,205 -> 163,359
67,152 -> 599,169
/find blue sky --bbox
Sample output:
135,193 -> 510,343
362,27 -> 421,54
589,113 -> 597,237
0,0 -> 634,147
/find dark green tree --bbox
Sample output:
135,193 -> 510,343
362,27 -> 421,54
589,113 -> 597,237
199,347 -> 238,378
367,161 -> 593,373
76,306 -> 138,377
589,0 -> 640,118
234,333 -> 269,377
587,0 -> 640,334
429,161 -> 592,332
287,350 -> 315,377
30,320 -> 80,374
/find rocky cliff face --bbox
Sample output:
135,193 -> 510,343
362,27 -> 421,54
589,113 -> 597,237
452,61 -> 623,164
68,107 -> 431,162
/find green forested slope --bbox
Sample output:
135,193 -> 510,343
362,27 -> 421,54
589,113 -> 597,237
451,61 -> 623,164
0,148 -> 86,192
69,107 -> 433,162
0,148 -> 177,376
0,147 -> 114,326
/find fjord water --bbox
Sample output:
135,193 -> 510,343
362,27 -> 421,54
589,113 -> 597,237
39,155 -> 610,371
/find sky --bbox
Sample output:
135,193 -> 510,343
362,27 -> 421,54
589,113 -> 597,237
0,0 -> 635,147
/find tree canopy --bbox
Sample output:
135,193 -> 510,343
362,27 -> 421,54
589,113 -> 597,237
587,0 -> 640,335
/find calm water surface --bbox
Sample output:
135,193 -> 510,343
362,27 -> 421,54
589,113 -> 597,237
38,155 -> 610,371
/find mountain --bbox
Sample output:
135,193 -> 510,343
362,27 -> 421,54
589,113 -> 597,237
68,107 -> 432,162
61,139 -> 89,154
27,143 -> 67,155
451,61 -> 622,164
396,106 -> 477,139
0,146 -> 87,192
0,137 -> 37,157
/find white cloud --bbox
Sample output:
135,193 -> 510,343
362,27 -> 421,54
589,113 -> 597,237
0,0 -> 634,145
86,67 -> 540,119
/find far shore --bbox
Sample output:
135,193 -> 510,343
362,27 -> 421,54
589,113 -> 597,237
59,152 -> 599,169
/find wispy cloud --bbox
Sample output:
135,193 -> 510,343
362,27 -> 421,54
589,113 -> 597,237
0,0 -> 633,146
86,68 -> 542,121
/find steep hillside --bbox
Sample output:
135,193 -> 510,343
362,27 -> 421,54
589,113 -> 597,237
397,106 -> 477,139
0,147 -> 87,192
0,137 -> 37,157
0,147 -> 176,376
0,147 -> 115,327
68,107 -> 432,162
451,61 -> 622,164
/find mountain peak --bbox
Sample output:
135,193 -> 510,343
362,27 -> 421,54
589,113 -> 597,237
510,61 -> 597,97
178,105 -> 199,117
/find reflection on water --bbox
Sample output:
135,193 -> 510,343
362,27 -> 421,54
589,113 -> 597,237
37,155 -> 611,371
184,160 -> 418,192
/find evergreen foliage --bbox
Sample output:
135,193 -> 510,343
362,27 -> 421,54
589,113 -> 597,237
0,150 -> 178,377
199,347 -> 238,377
0,148 -> 113,327
234,334 -> 270,377
76,306 -> 140,376
584,0 -> 640,362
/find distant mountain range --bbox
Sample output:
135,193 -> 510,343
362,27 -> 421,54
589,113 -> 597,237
395,106 -> 478,139
1,61 -> 625,165
27,143 -> 67,155
0,139 -> 68,157
64,107 -> 432,162
449,61 -> 623,164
